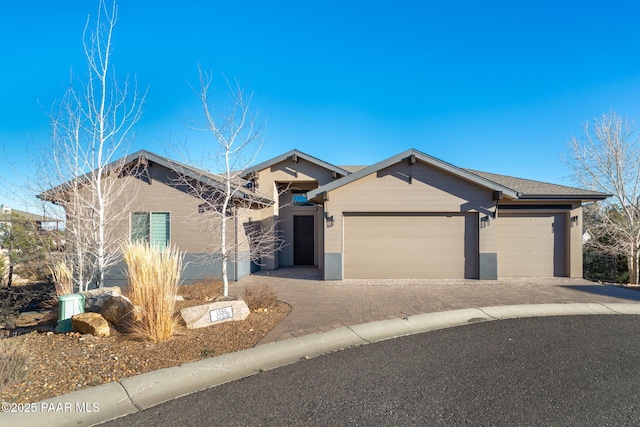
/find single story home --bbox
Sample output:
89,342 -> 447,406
41,148 -> 609,285
244,148 -> 609,280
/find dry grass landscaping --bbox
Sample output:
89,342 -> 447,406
0,279 -> 290,404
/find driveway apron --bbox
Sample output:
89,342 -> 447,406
233,267 -> 640,344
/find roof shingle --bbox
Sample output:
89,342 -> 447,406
467,169 -> 609,199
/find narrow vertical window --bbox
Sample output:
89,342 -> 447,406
131,212 -> 150,243
150,212 -> 170,251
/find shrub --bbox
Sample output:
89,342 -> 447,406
179,277 -> 224,301
243,284 -> 277,311
0,283 -> 52,324
123,241 -> 184,343
0,339 -> 30,390
0,288 -> 18,325
48,261 -> 73,296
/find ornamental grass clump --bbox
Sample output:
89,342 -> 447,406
0,339 -> 30,390
123,241 -> 184,343
49,260 -> 73,296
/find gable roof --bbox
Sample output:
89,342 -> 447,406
307,148 -> 610,202
339,165 -> 367,173
307,148 -> 521,201
244,149 -> 352,178
39,150 -> 274,207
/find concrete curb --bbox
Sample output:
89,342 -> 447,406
2,303 -> 639,426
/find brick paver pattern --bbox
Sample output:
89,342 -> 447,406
232,268 -> 640,344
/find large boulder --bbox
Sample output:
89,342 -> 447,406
180,300 -> 250,330
79,287 -> 122,312
71,312 -> 110,337
99,295 -> 137,327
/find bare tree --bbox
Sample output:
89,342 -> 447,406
567,111 -> 640,283
38,0 -> 145,291
174,69 -> 282,296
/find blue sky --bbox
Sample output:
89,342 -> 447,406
2,1 -> 640,212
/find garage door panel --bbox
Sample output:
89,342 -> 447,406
344,213 -> 478,279
498,213 -> 567,277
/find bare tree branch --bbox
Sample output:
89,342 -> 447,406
37,0 -> 146,291
171,70 -> 282,296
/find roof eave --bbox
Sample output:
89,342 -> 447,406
516,193 -> 612,201
308,148 -> 521,200
39,149 -> 275,206
244,149 -> 351,178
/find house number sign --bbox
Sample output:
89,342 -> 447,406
209,306 -> 234,323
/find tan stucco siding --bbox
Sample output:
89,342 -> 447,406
236,204 -> 279,267
329,163 -> 495,210
253,158 -> 336,269
322,161 -> 495,279
108,165 -> 217,253
324,162 -> 495,255
256,157 -> 338,186
569,204 -> 583,277
254,158 -> 340,212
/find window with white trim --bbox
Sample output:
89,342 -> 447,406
131,212 -> 170,251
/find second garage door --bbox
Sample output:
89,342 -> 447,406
498,213 -> 567,277
343,213 -> 478,279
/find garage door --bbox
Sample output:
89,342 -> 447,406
343,213 -> 478,279
498,213 -> 567,277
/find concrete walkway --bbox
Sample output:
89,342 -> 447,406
234,267 -> 640,343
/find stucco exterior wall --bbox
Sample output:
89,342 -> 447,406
99,163 -> 269,286
569,203 -> 583,278
252,157 -> 337,269
321,161 -> 497,279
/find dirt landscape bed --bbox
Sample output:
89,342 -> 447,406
0,281 -> 290,404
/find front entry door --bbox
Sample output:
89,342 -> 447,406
294,215 -> 315,265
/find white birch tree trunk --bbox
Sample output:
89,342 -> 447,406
171,68 -> 283,297
40,0 -> 145,290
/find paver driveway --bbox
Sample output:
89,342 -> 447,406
233,267 -> 640,343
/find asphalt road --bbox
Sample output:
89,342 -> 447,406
103,315 -> 640,426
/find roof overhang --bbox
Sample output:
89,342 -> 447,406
515,194 -> 612,201
243,149 -> 352,179
39,150 -> 274,208
307,148 -> 520,202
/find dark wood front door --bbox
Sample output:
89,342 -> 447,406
294,215 -> 315,265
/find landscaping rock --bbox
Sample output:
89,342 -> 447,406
38,309 -> 59,326
4,319 -> 16,330
71,312 -> 110,337
215,295 -> 237,302
99,295 -> 136,326
180,300 -> 250,330
79,287 -> 122,312
17,311 -> 46,327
